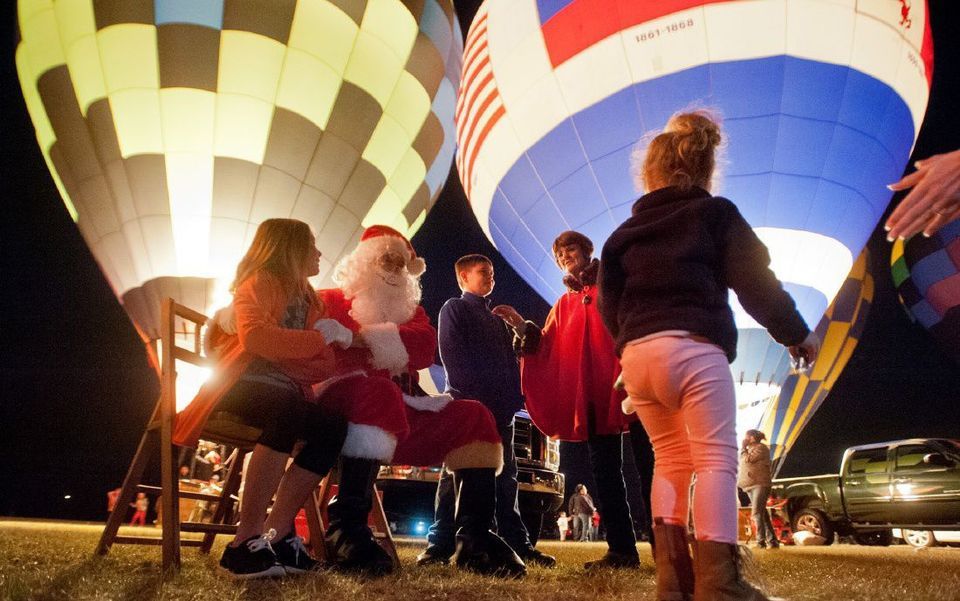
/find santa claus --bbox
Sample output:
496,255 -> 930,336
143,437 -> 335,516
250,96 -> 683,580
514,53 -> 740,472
309,225 -> 526,577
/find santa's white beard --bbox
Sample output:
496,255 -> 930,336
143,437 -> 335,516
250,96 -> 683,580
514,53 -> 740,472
340,269 -> 420,325
333,237 -> 423,325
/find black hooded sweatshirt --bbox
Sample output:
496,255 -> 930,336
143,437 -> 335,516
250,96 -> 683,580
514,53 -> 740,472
597,185 -> 809,361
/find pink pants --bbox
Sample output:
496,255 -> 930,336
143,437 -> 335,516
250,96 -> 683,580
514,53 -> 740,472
620,336 -> 738,544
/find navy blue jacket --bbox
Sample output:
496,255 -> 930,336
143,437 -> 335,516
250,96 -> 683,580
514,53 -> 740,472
438,292 -> 524,426
599,185 -> 810,361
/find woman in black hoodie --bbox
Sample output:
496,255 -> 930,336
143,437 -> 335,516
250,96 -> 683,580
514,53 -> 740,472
598,111 -> 819,601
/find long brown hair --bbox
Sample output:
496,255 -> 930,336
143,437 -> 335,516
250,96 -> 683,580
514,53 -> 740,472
639,110 -> 722,192
231,218 -> 316,298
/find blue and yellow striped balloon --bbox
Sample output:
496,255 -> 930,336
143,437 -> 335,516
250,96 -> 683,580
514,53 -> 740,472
760,249 -> 874,473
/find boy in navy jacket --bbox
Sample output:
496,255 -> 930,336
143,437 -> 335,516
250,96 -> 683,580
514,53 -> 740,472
417,254 -> 556,568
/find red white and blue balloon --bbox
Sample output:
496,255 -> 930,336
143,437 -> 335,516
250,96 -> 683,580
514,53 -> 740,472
456,0 -> 933,428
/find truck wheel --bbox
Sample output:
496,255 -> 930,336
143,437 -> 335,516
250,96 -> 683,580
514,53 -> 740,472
853,530 -> 892,546
792,509 -> 834,545
902,529 -> 937,548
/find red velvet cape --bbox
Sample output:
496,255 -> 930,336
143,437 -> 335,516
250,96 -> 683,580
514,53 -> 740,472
520,284 -> 628,441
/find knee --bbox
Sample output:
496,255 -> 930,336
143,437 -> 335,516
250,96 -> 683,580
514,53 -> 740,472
448,400 -> 498,436
690,443 -> 737,475
652,440 -> 694,473
363,376 -> 404,406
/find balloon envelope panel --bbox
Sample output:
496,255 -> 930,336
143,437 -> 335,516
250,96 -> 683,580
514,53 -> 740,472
758,249 -> 874,474
17,0 -> 461,337
457,0 -> 931,426
892,219 -> 960,363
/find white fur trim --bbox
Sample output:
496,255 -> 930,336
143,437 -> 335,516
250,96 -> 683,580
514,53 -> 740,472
360,322 -> 409,375
402,393 -> 453,413
341,423 -> 397,461
357,234 -> 410,261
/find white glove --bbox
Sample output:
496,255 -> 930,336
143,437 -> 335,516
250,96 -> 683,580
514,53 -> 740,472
212,304 -> 237,335
314,318 -> 354,348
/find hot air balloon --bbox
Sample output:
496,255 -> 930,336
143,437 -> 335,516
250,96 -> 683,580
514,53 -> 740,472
457,0 -> 932,431
891,219 -> 960,363
757,249 -> 874,474
16,0 -> 462,340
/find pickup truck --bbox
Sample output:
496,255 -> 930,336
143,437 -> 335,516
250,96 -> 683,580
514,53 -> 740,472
770,438 -> 960,545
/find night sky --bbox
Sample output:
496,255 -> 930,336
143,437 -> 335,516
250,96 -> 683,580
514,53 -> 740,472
2,1 -> 959,522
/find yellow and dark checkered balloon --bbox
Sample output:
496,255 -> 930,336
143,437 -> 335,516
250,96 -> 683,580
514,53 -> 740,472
16,0 -> 462,338
760,249 -> 874,475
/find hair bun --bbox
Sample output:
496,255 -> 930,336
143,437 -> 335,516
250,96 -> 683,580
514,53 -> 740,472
666,110 -> 721,150
637,108 -> 722,192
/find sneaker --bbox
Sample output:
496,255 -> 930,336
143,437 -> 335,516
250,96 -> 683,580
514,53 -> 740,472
219,534 -> 286,579
272,532 -> 320,574
519,547 -> 557,568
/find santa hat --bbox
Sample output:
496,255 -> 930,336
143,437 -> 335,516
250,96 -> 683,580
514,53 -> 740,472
358,225 -> 426,276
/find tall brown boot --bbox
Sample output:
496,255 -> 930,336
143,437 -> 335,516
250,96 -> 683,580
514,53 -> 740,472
692,540 -> 784,601
652,519 -> 695,601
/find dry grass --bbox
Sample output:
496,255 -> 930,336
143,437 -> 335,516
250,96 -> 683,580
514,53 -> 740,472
1,519 -> 958,601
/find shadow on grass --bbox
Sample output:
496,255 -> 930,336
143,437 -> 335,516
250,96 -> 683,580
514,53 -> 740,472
28,556 -> 117,601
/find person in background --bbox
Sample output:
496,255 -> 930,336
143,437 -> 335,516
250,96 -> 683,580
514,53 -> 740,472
886,148 -> 960,240
599,110 -> 818,600
418,254 -> 555,568
173,218 -> 348,579
106,487 -> 121,517
557,512 -> 570,542
568,484 -> 596,543
129,492 -> 149,526
738,430 -> 778,549
495,231 -> 654,570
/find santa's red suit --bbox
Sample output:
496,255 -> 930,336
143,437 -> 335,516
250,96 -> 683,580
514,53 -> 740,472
315,230 -> 502,473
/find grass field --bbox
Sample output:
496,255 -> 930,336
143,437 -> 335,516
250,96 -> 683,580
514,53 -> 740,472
1,520 -> 958,601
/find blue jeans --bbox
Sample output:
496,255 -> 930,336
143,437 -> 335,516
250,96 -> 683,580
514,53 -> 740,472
748,486 -> 777,545
426,419 -> 532,554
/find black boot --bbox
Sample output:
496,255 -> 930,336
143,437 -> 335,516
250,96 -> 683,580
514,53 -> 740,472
325,457 -> 395,576
452,468 -> 527,578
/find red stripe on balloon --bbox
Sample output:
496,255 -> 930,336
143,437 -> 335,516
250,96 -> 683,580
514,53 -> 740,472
920,4 -> 934,88
462,105 -> 506,199
457,58 -> 493,131
541,0 -> 732,67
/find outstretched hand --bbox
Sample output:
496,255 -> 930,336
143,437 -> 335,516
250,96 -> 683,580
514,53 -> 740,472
492,305 -> 525,329
490,305 -> 524,329
885,149 -> 960,240
787,331 -> 820,372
